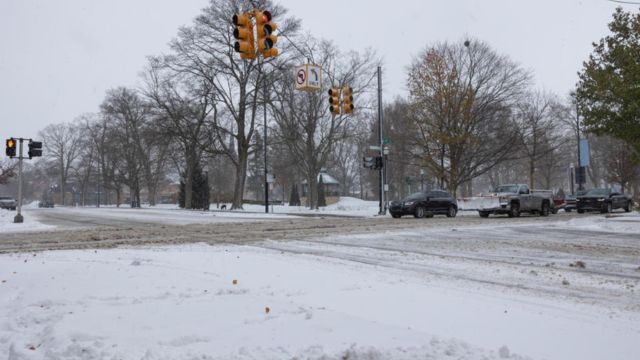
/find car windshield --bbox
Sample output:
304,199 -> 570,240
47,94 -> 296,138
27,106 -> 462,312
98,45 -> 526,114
403,192 -> 426,201
0,197 -> 13,200
585,189 -> 610,196
494,185 -> 519,193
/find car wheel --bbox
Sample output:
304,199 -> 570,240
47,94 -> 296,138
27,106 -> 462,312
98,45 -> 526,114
624,201 -> 632,213
414,206 -> 425,218
577,209 -> 585,214
601,202 -> 612,214
391,213 -> 401,219
508,203 -> 520,218
446,206 -> 457,218
479,211 -> 489,218
541,202 -> 550,217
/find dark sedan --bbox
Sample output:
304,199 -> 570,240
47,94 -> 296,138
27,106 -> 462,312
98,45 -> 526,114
389,190 -> 458,218
576,188 -> 633,213
564,190 -> 587,212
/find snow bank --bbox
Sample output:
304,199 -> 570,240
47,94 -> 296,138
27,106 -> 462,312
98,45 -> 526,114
0,209 -> 54,233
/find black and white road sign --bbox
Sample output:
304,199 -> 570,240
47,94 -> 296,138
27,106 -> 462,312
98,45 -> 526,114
295,64 -> 322,91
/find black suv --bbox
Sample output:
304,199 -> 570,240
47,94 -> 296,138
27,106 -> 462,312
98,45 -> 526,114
576,188 -> 633,213
389,190 -> 458,218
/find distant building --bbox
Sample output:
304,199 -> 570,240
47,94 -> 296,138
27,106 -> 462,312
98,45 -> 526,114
301,169 -> 340,197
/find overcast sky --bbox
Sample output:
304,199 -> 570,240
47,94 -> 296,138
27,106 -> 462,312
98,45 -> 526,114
0,0 -> 633,140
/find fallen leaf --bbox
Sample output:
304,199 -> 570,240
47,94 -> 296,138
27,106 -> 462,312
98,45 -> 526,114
265,306 -> 270,314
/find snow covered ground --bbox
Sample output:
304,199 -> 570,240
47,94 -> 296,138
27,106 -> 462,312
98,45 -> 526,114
1,212 -> 639,359
1,243 -> 638,360
0,209 -> 55,233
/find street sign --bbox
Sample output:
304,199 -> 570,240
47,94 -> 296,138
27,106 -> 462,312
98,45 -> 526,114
369,145 -> 381,151
295,64 -> 322,91
266,174 -> 275,183
383,138 -> 390,144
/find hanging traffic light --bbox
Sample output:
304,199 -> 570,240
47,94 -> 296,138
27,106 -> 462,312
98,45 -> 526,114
5,138 -> 16,158
255,10 -> 278,58
28,140 -> 42,159
233,12 -> 255,60
342,86 -> 354,114
328,87 -> 340,115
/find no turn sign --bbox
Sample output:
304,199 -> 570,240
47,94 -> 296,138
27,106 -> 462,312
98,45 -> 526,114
295,64 -> 322,91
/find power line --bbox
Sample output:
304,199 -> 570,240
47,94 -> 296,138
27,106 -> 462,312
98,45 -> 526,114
607,0 -> 640,5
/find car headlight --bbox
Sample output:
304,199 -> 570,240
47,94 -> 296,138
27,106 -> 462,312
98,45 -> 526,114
404,201 -> 414,206
597,198 -> 605,202
499,196 -> 508,204
576,199 -> 581,202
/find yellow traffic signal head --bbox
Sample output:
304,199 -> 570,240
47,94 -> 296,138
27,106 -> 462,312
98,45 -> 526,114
328,88 -> 341,115
5,138 -> 16,158
342,86 -> 354,114
254,10 -> 278,58
232,12 -> 255,60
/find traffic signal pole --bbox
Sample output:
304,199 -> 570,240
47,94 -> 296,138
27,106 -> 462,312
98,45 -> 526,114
264,65 -> 269,213
14,139 -> 24,223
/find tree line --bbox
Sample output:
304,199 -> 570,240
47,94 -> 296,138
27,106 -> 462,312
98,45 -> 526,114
2,2 -> 639,206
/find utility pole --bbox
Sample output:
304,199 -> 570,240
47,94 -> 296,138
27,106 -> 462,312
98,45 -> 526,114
377,66 -> 386,215
576,101 -> 584,191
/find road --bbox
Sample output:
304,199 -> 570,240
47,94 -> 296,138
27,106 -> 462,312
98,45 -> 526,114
1,207 -> 639,358
2,209 -> 638,311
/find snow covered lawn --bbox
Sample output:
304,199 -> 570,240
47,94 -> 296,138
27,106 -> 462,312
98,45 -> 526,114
2,239 -> 638,360
0,209 -> 54,233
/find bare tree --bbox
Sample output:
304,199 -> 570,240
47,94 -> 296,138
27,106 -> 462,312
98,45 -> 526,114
407,39 -> 530,195
0,160 -> 17,185
144,60 -> 212,208
158,0 -> 300,209
269,39 -> 378,208
514,91 -> 563,188
39,122 -> 83,205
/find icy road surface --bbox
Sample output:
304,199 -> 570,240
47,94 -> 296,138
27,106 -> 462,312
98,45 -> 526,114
1,210 -> 639,359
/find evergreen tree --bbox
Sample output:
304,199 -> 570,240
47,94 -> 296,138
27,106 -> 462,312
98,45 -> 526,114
317,174 -> 327,207
576,7 -> 640,155
289,184 -> 301,206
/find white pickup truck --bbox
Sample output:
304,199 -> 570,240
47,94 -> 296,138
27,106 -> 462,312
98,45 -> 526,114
458,184 -> 552,218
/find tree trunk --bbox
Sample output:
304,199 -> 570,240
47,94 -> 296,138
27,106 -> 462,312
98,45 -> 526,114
231,141 -> 249,210
529,159 -> 535,189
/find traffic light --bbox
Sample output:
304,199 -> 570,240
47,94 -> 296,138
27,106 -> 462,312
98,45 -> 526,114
255,10 -> 278,58
342,86 -> 354,114
375,156 -> 383,170
328,87 -> 340,115
233,12 -> 255,60
5,138 -> 16,158
28,140 -> 42,159
363,156 -> 375,169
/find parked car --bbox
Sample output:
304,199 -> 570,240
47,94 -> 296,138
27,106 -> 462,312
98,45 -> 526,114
564,190 -> 587,212
0,196 -> 17,210
389,190 -> 458,218
576,188 -> 633,213
38,199 -> 54,208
